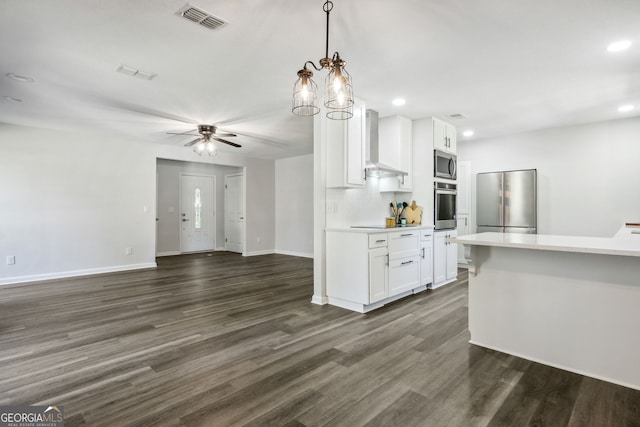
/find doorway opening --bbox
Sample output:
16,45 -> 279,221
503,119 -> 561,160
156,159 -> 243,257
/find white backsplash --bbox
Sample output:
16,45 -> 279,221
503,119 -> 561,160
325,177 -> 414,227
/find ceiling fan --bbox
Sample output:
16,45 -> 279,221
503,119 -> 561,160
168,124 -> 242,148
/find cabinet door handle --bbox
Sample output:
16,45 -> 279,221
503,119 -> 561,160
421,247 -> 425,259
401,233 -> 413,237
401,260 -> 414,265
386,254 -> 389,266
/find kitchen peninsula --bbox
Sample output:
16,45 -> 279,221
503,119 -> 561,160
450,229 -> 640,390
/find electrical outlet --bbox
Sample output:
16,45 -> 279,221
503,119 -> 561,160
125,247 -> 133,255
6,255 -> 15,265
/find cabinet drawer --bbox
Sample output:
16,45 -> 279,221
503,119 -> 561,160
388,231 -> 419,253
420,230 -> 433,242
369,233 -> 388,248
389,255 -> 420,295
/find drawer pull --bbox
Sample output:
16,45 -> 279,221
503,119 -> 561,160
375,239 -> 386,243
401,260 -> 414,265
400,233 -> 414,237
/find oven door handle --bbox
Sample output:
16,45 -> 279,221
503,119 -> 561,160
435,190 -> 457,195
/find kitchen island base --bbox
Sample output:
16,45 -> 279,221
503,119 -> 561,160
464,243 -> 640,391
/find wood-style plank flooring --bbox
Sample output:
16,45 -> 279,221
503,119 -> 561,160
1,252 -> 639,426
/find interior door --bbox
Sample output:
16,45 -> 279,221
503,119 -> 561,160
225,174 -> 244,253
180,174 -> 215,253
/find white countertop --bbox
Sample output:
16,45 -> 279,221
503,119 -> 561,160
327,225 -> 434,233
449,232 -> 640,257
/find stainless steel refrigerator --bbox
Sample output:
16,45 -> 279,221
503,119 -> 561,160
476,169 -> 537,234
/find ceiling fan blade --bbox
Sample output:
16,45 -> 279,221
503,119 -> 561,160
213,137 -> 242,148
167,130 -> 198,136
184,137 -> 202,147
214,132 -> 237,137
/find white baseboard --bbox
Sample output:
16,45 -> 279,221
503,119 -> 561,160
469,339 -> 640,392
243,250 -> 275,257
311,294 -> 328,305
0,262 -> 157,286
275,250 -> 313,259
156,251 -> 181,257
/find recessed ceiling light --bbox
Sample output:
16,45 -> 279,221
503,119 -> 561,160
3,96 -> 23,102
607,40 -> 632,52
392,98 -> 406,106
463,130 -> 474,137
6,73 -> 35,83
618,104 -> 634,112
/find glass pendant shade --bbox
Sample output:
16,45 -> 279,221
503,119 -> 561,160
193,138 -> 218,157
206,141 -> 217,156
292,69 -> 320,116
194,140 -> 206,155
324,62 -> 353,120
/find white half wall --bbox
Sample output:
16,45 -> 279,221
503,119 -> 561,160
275,154 -> 313,257
458,116 -> 640,237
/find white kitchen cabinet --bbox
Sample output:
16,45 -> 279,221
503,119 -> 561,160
433,118 -> 457,154
378,115 -> 413,192
326,228 -> 428,313
433,229 -> 458,288
456,216 -> 469,267
325,99 -> 366,188
419,229 -> 433,287
369,246 -> 389,303
388,230 -> 420,294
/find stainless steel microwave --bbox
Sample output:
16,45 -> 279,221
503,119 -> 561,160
434,149 -> 457,180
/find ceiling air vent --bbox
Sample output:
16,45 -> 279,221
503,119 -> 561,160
448,113 -> 465,119
177,3 -> 228,31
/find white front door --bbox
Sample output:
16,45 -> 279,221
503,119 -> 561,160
225,174 -> 244,253
180,174 -> 215,253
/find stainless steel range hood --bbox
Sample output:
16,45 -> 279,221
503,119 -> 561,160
365,109 -> 408,178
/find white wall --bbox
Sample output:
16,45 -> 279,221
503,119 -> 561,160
458,116 -> 640,237
275,154 -> 313,257
245,157 -> 276,255
156,159 -> 242,254
0,123 -> 280,284
0,124 -> 156,284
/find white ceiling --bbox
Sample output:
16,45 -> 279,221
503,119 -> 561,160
1,0 -> 639,159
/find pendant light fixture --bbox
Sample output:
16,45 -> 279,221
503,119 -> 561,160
292,1 -> 354,120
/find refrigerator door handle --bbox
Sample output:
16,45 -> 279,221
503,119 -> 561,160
498,174 -> 504,227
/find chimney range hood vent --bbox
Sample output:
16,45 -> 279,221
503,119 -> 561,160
365,109 -> 408,178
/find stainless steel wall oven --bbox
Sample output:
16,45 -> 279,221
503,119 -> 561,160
434,181 -> 457,230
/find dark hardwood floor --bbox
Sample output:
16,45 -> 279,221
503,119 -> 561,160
1,252 -> 639,426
